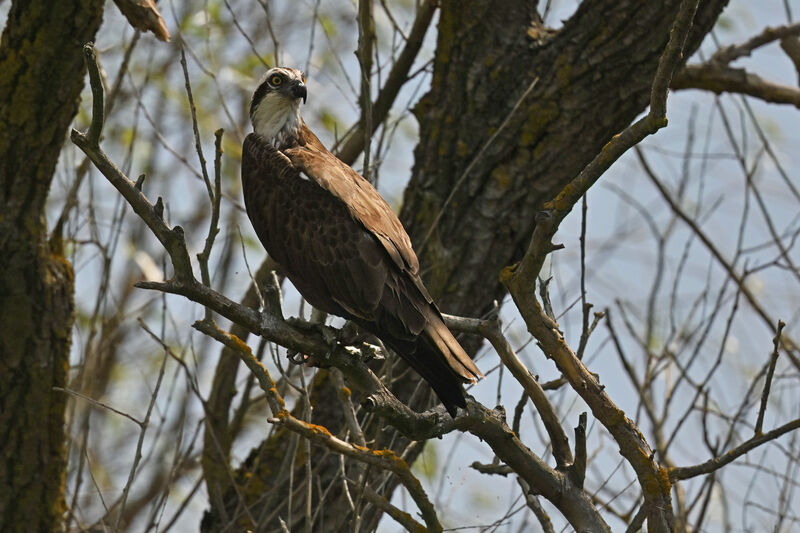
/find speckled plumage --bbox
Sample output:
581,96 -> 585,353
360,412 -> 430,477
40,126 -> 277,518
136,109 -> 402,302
241,68 -> 483,416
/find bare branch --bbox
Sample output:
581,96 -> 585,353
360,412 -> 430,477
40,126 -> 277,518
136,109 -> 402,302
356,0 -> 374,182
711,21 -> 800,64
358,484 -> 427,533
197,129 -> 224,321
755,320 -> 786,435
53,387 -> 142,426
193,319 -> 444,533
71,48 -> 194,278
443,313 -> 573,468
336,0 -> 437,165
330,368 -> 367,448
670,418 -> 800,481
672,64 -> 800,108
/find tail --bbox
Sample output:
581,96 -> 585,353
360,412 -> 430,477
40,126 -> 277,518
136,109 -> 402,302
403,337 -> 471,417
363,272 -> 484,417
413,308 -> 483,417
421,307 -> 484,384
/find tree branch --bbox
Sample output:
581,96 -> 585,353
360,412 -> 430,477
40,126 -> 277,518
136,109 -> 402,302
192,319 -> 443,533
336,0 -> 436,165
500,2 -> 701,532
754,320 -> 786,435
443,313 -> 573,469
670,417 -> 800,481
710,21 -> 800,64
672,63 -> 800,108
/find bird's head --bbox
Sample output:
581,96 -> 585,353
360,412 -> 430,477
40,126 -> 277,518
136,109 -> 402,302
250,67 -> 307,144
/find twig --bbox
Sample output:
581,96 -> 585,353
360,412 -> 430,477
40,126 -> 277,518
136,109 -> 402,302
512,390 -> 527,436
115,320 -> 170,531
356,0 -> 374,182
179,45 -> 212,199
577,193 -> 590,360
197,129 -> 224,321
624,504 -> 648,533
755,320 -> 786,435
517,477 -> 555,533
255,0 -> 281,64
336,0 -> 436,165
670,417 -> 800,481
358,483 -> 427,533
53,387 -> 142,426
331,368 -> 367,447
221,0 -> 269,66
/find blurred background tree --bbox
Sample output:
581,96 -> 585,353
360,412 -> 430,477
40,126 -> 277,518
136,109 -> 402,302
2,0 -> 800,531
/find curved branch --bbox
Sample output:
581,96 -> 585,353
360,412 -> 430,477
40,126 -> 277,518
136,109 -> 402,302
193,319 -> 443,533
672,63 -> 800,108
501,2 -> 701,532
443,313 -> 573,468
670,418 -> 800,481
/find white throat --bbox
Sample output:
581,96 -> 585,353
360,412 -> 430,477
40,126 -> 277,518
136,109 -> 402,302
252,93 -> 302,147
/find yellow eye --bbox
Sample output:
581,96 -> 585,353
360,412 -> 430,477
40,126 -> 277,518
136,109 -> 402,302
270,75 -> 283,86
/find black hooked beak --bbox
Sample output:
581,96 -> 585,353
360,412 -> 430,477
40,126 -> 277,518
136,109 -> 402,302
291,81 -> 307,104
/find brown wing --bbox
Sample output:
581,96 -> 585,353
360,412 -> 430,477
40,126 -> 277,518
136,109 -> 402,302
242,132 -> 483,415
242,133 -> 389,319
282,135 -> 482,374
283,143 -> 421,278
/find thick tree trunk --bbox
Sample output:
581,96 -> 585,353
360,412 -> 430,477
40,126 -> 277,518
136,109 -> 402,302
204,0 -> 728,531
0,1 -> 104,530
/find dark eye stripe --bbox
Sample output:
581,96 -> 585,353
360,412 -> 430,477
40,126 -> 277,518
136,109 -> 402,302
250,81 -> 272,119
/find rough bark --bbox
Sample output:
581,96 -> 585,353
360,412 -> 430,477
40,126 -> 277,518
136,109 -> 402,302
0,1 -> 104,530
402,0 -> 726,318
203,0 -> 728,531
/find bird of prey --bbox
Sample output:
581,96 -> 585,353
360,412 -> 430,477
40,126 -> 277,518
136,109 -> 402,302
241,67 -> 483,416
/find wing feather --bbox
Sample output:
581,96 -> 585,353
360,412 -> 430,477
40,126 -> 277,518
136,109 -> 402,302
242,133 -> 387,319
283,146 -> 420,277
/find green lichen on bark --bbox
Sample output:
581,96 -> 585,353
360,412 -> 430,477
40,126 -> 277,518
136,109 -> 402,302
0,0 -> 104,530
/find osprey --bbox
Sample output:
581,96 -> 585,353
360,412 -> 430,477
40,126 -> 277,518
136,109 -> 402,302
241,67 -> 483,416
